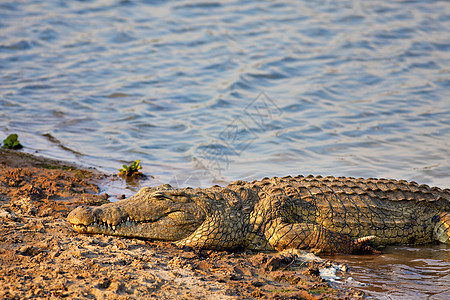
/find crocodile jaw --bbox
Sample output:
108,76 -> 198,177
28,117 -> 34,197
67,200 -> 205,241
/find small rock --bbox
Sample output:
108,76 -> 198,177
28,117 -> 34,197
96,277 -> 111,289
180,251 -> 197,259
252,281 -> 265,287
0,209 -> 16,219
302,266 -> 321,277
264,255 -> 292,271
229,273 -> 242,281
108,281 -> 125,293
18,245 -> 41,256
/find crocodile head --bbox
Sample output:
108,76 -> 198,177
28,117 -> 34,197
67,187 -> 206,241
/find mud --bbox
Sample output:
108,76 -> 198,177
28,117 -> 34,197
0,149 -> 363,299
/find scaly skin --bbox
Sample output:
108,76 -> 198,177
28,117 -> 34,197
68,175 -> 450,254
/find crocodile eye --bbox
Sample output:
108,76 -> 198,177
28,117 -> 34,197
173,196 -> 191,203
166,191 -> 191,203
152,192 -> 167,199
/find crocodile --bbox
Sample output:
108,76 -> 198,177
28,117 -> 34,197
68,175 -> 450,254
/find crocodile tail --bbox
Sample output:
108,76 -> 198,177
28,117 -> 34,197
433,212 -> 450,244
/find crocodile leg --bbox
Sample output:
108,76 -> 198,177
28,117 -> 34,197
433,212 -> 450,243
174,214 -> 245,250
267,220 -> 378,254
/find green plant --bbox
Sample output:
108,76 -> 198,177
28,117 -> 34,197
2,134 -> 23,149
118,160 -> 143,177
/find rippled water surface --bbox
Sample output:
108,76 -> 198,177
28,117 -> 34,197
333,245 -> 450,299
1,0 -> 449,298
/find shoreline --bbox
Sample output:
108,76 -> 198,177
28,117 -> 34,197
0,149 -> 363,299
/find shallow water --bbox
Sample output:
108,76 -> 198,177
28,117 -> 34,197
1,0 -> 449,297
333,244 -> 450,299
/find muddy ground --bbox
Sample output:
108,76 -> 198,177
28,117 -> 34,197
0,149 -> 364,299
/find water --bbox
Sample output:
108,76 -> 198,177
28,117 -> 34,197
1,0 -> 449,297
333,245 -> 450,299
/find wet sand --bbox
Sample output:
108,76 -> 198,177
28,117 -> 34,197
0,149 -> 363,299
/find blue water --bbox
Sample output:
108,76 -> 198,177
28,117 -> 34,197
1,1 -> 449,297
1,0 -> 449,189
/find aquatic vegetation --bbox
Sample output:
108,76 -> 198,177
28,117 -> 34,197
2,134 -> 23,149
118,160 -> 143,177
